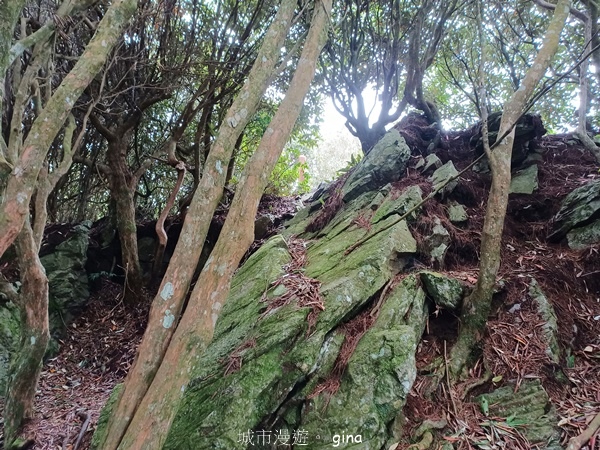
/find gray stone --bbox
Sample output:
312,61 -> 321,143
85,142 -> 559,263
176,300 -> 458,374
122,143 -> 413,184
254,214 -> 274,240
448,202 -> 468,224
566,219 -> 600,250
510,164 -> 538,194
40,223 -> 91,338
423,218 -> 451,266
414,156 -> 425,170
528,278 -> 560,365
430,161 -> 459,197
369,192 -> 387,210
420,271 -> 464,310
422,154 -> 443,173
341,129 -> 411,202
372,185 -> 423,224
550,179 -> 600,241
476,380 -> 561,449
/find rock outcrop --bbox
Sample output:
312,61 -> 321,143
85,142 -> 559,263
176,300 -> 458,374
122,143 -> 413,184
161,131 -> 465,448
549,179 -> 600,249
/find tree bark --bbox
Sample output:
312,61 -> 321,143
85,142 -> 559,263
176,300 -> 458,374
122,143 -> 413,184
449,0 -> 571,377
0,0 -> 137,260
106,136 -> 145,304
153,140 -> 186,279
573,10 -> 600,163
4,115 -> 78,446
0,0 -> 26,138
115,0 -> 330,447
3,218 -> 50,446
95,1 -> 299,447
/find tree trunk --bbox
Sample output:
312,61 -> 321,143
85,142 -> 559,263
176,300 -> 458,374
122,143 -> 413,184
449,0 -> 571,378
3,218 -> 50,446
114,1 -> 330,447
0,0 -> 26,130
0,0 -> 137,259
573,11 -> 600,163
94,1 -> 299,447
106,137 -> 144,304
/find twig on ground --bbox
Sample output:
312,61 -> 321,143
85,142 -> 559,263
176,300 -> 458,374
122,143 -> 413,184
566,411 -> 600,450
73,410 -> 90,450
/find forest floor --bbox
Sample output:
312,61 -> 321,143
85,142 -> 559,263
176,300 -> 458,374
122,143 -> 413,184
2,129 -> 600,449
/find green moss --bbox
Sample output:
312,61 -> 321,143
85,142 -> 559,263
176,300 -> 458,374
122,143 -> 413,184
90,383 -> 123,449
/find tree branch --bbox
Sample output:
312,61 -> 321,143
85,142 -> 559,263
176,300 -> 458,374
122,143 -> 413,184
532,0 -> 588,22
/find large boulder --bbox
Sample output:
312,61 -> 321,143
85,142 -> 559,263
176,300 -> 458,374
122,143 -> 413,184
40,222 -> 91,337
470,112 -> 546,167
549,179 -> 600,249
341,129 -> 411,202
161,176 -> 431,447
509,164 -> 538,195
298,276 -> 427,449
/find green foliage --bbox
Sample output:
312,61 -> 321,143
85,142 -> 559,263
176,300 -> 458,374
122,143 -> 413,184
429,0 -> 587,131
88,271 -> 117,282
231,95 -> 322,196
335,152 -> 362,177
265,143 -> 312,196
26,0 -> 600,224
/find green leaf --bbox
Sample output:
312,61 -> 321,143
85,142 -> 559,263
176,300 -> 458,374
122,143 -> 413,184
479,396 -> 489,416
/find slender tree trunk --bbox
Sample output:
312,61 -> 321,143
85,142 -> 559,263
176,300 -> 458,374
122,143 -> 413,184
0,0 -> 26,139
4,117 -> 76,446
573,12 -> 600,162
0,0 -> 137,259
450,0 -> 571,377
3,218 -> 50,446
95,2 -> 298,447
153,142 -> 186,279
115,1 -> 330,447
106,137 -> 144,304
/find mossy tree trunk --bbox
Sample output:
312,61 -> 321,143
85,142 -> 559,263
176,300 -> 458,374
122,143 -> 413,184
573,10 -> 600,163
450,0 -> 571,377
94,1 -> 299,447
4,119 -> 76,446
3,218 -> 50,447
0,0 -> 26,139
113,1 -> 330,447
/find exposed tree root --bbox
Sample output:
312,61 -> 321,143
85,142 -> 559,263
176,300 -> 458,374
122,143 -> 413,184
566,411 -> 600,450
407,419 -> 448,450
407,431 -> 433,449
461,370 -> 492,400
574,130 -> 600,164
